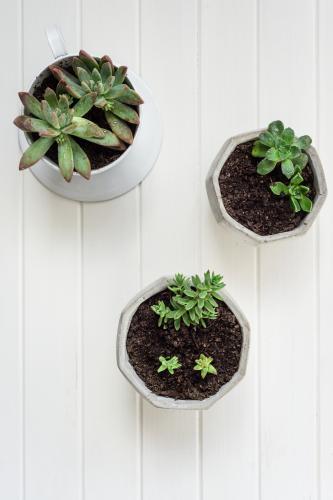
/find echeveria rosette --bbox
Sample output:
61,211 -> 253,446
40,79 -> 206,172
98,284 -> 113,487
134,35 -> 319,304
14,88 -> 125,182
270,172 -> 313,213
252,120 -> 312,179
50,50 -> 143,145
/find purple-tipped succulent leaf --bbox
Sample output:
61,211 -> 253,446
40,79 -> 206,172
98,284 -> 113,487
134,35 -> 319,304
69,137 -> 91,180
19,136 -> 55,169
18,92 -> 44,119
58,135 -> 74,182
79,50 -> 99,71
105,111 -> 133,145
14,116 -> 59,137
111,100 -> 140,125
84,129 -> 126,150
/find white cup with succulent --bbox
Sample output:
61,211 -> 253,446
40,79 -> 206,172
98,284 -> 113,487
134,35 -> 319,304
16,26 -> 162,202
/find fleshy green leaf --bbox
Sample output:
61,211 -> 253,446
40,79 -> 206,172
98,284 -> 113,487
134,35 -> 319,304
252,140 -> 269,158
18,92 -> 44,119
83,129 -> 126,149
110,100 -> 140,124
266,147 -> 281,162
78,50 -> 99,71
257,158 -> 276,175
14,116 -> 59,136
117,87 -> 144,105
270,182 -> 288,196
69,137 -> 91,180
44,87 -> 58,109
105,111 -> 134,144
73,93 -> 96,117
290,172 -> 304,185
50,66 -> 85,98
281,127 -> 295,144
63,117 -> 105,139
114,66 -> 127,85
290,197 -> 301,212
19,136 -> 55,169
297,135 -> 312,150
41,100 -> 60,129
268,120 -> 284,134
57,135 -> 74,182
258,131 -> 275,147
300,196 -> 313,212
281,159 -> 295,179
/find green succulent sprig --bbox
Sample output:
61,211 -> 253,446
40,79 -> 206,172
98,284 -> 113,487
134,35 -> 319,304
252,120 -> 312,179
151,271 -> 225,331
270,172 -> 313,213
193,354 -> 217,379
157,356 -> 182,375
14,88 -> 125,181
50,50 -> 143,145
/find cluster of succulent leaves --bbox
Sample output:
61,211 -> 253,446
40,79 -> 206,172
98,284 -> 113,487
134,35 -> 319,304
252,120 -> 313,213
14,50 -> 143,181
270,172 -> 313,213
151,271 -> 225,331
14,89 -> 124,181
50,50 -> 143,145
157,353 -> 217,379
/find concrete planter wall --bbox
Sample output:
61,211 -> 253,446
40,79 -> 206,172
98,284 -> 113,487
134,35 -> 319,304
117,276 -> 250,410
206,129 -> 328,244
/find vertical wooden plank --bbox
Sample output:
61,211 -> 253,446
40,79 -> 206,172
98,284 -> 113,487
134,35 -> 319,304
22,2 -> 81,499
200,1 -> 259,499
0,1 -> 22,499
318,1 -> 333,498
81,1 -> 140,499
140,1 -> 199,499
258,0 -> 317,498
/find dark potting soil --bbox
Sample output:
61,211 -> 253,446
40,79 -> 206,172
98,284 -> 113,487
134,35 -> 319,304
219,140 -> 316,236
126,289 -> 243,401
30,59 -> 138,171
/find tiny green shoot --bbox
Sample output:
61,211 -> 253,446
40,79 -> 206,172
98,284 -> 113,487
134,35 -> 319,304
193,354 -> 217,379
157,356 -> 182,375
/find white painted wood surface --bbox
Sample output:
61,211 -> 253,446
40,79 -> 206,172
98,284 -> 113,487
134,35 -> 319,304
1,1 -> 332,499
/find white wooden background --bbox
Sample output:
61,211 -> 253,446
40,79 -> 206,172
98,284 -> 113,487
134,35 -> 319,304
1,0 -> 333,499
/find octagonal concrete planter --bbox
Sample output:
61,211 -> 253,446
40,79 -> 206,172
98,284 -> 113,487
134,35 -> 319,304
206,129 -> 327,244
117,276 -> 250,410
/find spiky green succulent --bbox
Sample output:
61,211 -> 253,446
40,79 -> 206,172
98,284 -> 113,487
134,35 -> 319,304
50,50 -> 143,145
14,88 -> 125,181
152,271 -> 225,331
193,354 -> 217,379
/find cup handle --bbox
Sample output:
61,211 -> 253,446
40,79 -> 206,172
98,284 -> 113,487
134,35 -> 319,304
45,26 -> 67,60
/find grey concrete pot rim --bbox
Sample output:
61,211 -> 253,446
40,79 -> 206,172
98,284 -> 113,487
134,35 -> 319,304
117,276 -> 250,410
208,128 -> 328,244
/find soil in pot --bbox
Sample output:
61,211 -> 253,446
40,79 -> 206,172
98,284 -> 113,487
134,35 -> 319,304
30,57 -> 139,171
126,289 -> 243,401
219,140 -> 316,236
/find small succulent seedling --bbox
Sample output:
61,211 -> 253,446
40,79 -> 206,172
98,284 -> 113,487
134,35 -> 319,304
270,172 -> 313,213
14,88 -> 125,181
193,354 -> 217,379
252,120 -> 312,179
157,356 -> 182,375
151,271 -> 225,331
50,50 -> 143,145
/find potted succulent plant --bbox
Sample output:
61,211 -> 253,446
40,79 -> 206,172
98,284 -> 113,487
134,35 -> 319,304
117,271 -> 250,410
15,26 -> 162,202
206,120 -> 327,244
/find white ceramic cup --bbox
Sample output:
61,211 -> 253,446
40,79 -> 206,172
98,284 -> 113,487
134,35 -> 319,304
18,26 -> 162,202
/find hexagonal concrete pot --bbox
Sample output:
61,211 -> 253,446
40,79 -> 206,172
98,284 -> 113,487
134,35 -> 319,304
117,276 -> 250,410
206,129 -> 328,244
